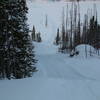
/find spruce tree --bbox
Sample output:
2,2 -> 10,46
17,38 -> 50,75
36,32 -> 42,42
31,25 -> 36,41
55,28 -> 60,45
88,16 -> 95,45
0,0 -> 36,79
0,1 -> 7,79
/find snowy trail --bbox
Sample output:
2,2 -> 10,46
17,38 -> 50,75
32,37 -> 100,100
34,42 -> 100,81
32,41 -> 100,100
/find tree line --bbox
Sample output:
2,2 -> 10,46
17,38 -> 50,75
55,2 -> 100,57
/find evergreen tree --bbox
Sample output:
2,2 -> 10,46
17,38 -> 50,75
0,1 -> 7,78
0,0 -> 36,79
87,16 -> 95,45
31,25 -> 36,41
87,15 -> 100,48
36,32 -> 42,42
93,16 -> 100,49
55,28 -> 60,45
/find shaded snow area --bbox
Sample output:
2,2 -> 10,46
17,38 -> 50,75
1,42 -> 100,100
0,1 -> 100,100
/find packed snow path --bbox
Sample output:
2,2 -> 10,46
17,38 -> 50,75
34,42 -> 100,81
31,41 -> 100,100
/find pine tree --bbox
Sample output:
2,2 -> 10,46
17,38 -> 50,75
0,0 -> 36,79
55,28 -> 60,45
87,16 -> 95,45
0,1 -> 7,79
31,25 -> 36,41
36,32 -> 42,42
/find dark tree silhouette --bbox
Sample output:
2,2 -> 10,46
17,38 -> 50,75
0,0 -> 36,79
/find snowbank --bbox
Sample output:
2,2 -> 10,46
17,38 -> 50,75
75,44 -> 95,58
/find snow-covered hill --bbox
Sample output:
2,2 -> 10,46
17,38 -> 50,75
0,1 -> 100,100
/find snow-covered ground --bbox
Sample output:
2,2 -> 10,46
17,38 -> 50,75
0,41 -> 100,100
0,1 -> 100,100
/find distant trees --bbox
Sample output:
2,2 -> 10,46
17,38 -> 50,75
31,25 -> 42,42
0,0 -> 7,79
31,25 -> 36,41
87,16 -> 100,47
58,2 -> 81,53
0,0 -> 36,79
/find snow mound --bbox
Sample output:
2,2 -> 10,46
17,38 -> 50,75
75,44 -> 95,58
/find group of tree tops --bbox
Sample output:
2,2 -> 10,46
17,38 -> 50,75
0,0 -> 36,79
31,26 -> 42,42
55,3 -> 100,57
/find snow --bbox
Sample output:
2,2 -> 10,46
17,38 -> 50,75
0,1 -> 100,100
1,42 -> 100,100
74,44 -> 100,59
75,44 -> 94,58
